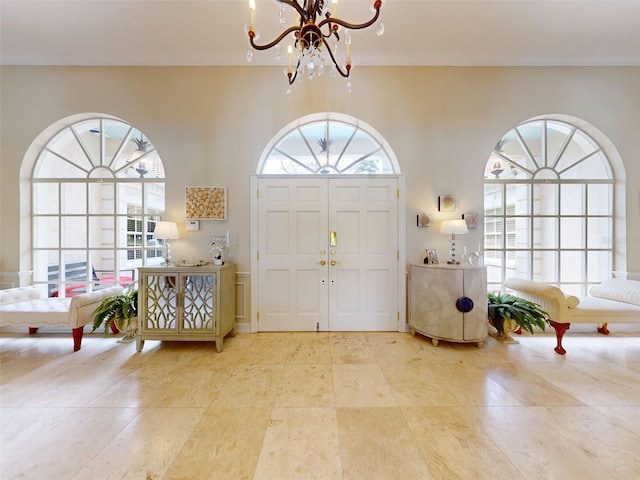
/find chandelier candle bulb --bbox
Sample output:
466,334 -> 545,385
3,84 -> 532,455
333,0 -> 338,17
287,45 -> 293,73
345,32 -> 351,64
249,0 -> 255,29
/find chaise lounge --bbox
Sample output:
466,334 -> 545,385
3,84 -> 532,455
503,277 -> 640,355
0,285 -> 123,351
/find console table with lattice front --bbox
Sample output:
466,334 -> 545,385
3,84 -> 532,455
137,264 -> 235,352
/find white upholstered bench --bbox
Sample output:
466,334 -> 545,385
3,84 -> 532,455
0,285 -> 123,351
504,277 -> 640,355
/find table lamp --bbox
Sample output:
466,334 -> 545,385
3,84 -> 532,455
153,221 -> 179,265
440,219 -> 468,264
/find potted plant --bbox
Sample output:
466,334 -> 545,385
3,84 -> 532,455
91,285 -> 138,343
487,291 -> 549,343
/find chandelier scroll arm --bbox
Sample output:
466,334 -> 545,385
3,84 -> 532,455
287,58 -> 301,85
317,6 -> 381,33
324,41 -> 351,78
317,0 -> 381,32
249,25 -> 301,51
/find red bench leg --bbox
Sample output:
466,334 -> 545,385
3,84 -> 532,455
28,327 -> 39,334
72,327 -> 83,352
548,320 -> 570,355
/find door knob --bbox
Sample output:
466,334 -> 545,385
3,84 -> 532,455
319,260 -> 327,266
330,260 -> 338,266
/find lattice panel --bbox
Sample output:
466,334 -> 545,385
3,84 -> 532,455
183,275 -> 215,330
144,274 -> 177,330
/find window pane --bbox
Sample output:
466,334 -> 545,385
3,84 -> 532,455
546,121 -> 574,166
34,183 -> 59,214
61,217 -> 87,248
533,183 -> 558,215
588,217 -> 612,248
506,184 -> 530,215
89,216 -> 115,248
560,184 -> 585,215
486,261 -> 503,288
516,121 -> 544,168
561,151 -> 611,179
510,250 -> 532,279
533,217 -> 557,248
61,183 -> 86,214
588,184 -> 613,215
144,183 -> 166,212
513,217 -> 531,249
560,218 -> 585,248
588,251 -> 612,283
34,217 -> 59,248
34,149 -> 89,178
560,251 -> 584,282
89,182 -> 115,214
533,251 -> 558,282
484,184 -> 503,215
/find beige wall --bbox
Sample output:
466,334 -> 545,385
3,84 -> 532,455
2,66 -> 639,283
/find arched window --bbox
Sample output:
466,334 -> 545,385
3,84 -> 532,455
258,113 -> 399,174
483,118 -> 615,296
31,117 -> 166,298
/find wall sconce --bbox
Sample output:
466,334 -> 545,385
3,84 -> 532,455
153,221 -> 179,265
440,219 -> 468,264
416,212 -> 431,227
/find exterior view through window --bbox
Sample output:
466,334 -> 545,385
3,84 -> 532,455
483,118 -> 614,296
31,117 -> 166,298
260,117 -> 396,174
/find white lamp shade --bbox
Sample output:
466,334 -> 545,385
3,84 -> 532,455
440,219 -> 468,235
153,221 -> 179,240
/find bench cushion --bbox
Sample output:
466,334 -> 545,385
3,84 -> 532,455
0,297 -> 73,327
590,278 -> 640,306
567,296 -> 640,322
0,285 -> 124,329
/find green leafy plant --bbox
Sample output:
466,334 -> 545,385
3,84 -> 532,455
91,286 -> 138,335
487,291 -> 549,337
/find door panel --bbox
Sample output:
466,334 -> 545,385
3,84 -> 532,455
258,177 -> 398,331
328,178 -> 398,331
258,178 -> 328,331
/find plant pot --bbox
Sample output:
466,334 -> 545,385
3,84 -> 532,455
116,316 -> 138,344
213,259 -> 223,266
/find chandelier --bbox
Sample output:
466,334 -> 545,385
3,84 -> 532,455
247,0 -> 384,87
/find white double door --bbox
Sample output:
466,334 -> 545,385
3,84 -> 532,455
257,176 -> 400,332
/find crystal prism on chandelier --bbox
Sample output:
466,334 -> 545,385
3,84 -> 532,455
246,0 -> 383,85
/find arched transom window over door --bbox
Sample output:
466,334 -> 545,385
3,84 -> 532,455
31,116 -> 166,298
483,118 -> 618,296
258,113 -> 400,174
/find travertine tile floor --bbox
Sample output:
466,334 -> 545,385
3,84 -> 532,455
1,330 -> 639,479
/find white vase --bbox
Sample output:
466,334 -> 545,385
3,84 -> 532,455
213,258 -> 223,265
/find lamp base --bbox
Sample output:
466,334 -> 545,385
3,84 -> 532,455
163,241 -> 172,265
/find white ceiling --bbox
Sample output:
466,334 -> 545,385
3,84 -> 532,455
1,0 -> 640,67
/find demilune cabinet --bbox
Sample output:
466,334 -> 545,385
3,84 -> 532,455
409,263 -> 488,347
137,264 -> 236,352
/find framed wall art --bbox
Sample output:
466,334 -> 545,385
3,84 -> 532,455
185,186 -> 227,220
